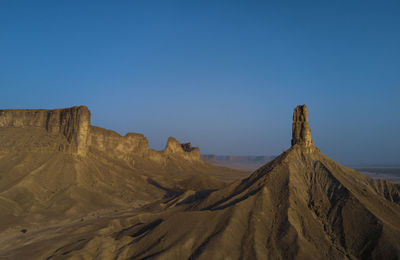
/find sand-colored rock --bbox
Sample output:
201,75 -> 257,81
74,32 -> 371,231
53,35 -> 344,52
0,106 -> 201,162
1,105 -> 399,260
0,105 -> 246,240
164,137 -> 182,154
88,126 -> 149,161
0,106 -> 90,155
181,142 -> 195,152
291,104 -> 313,147
163,137 -> 201,161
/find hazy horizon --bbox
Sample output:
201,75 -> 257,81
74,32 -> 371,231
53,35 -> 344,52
2,1 -> 400,165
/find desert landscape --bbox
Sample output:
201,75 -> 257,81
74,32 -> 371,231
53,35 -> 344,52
2,1 -> 400,259
0,105 -> 399,259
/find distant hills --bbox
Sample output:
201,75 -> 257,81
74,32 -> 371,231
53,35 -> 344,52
201,154 -> 276,171
355,167 -> 400,184
202,155 -> 400,184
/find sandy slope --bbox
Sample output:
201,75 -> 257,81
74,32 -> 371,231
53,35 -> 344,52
1,105 -> 399,259
0,126 -> 247,236
2,145 -> 399,260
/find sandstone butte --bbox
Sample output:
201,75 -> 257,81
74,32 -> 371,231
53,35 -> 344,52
0,105 -> 399,260
0,106 -> 201,159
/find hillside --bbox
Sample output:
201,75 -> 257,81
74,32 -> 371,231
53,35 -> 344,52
1,105 -> 399,259
0,106 -> 247,233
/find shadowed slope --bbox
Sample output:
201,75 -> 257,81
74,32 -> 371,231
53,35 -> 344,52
0,107 -> 247,234
103,145 -> 399,260
1,105 -> 399,259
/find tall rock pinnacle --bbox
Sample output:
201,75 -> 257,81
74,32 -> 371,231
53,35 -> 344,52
291,104 -> 313,147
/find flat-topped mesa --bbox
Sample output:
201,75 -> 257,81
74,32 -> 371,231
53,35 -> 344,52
0,105 -> 203,162
0,106 -> 90,155
291,104 -> 314,148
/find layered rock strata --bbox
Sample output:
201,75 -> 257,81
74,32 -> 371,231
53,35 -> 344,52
88,126 -> 149,160
0,106 -> 201,161
0,106 -> 90,155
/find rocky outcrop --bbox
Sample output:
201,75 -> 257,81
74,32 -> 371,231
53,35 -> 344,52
181,143 -> 196,152
164,137 -> 183,154
164,137 -> 201,160
88,126 -> 149,160
291,104 -> 313,147
0,106 -> 90,155
37,104 -> 400,260
0,106 -> 201,162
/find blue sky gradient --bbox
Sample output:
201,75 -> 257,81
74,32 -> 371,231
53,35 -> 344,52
1,1 -> 399,165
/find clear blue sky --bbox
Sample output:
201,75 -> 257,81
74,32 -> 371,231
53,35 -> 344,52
1,1 -> 399,165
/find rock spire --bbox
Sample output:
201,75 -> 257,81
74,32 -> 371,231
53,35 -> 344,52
291,104 -> 313,147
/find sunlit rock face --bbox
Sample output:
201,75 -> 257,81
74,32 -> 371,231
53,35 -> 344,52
163,137 -> 201,161
164,137 -> 183,154
291,104 -> 313,148
88,126 -> 149,160
0,106 -> 90,155
0,106 -> 201,161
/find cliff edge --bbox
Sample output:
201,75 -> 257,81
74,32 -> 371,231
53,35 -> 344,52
0,106 -> 90,155
0,106 -> 201,161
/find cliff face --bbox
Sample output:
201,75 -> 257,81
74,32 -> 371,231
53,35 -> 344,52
68,104 -> 397,260
88,126 -> 149,161
163,137 -> 201,161
0,106 -> 201,161
0,106 -> 90,155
